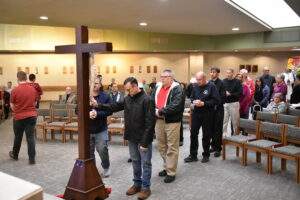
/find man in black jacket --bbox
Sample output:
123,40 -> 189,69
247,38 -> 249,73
261,66 -> 275,100
209,67 -> 226,157
184,71 -> 220,163
223,69 -> 242,136
152,69 -> 184,183
97,77 -> 155,200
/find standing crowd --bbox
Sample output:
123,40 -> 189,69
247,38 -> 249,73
3,65 -> 300,200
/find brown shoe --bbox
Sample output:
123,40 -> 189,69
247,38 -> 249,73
126,185 -> 141,196
137,189 -> 151,200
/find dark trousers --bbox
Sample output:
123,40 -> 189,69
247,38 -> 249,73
190,111 -> 213,158
12,117 -> 37,161
4,105 -> 10,119
210,108 -> 224,152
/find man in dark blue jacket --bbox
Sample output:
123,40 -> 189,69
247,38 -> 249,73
184,71 -> 220,163
209,67 -> 226,157
89,78 -> 112,178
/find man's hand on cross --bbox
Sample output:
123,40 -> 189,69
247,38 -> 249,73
90,97 -> 98,107
89,110 -> 97,119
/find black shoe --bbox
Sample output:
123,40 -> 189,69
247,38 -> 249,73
164,175 -> 175,183
9,151 -> 18,160
29,159 -> 36,165
127,158 -> 132,163
209,148 -> 215,153
179,141 -> 184,146
214,151 -> 221,157
201,157 -> 209,163
184,155 -> 198,163
158,170 -> 167,177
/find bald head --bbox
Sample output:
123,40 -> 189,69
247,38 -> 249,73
195,71 -> 207,86
263,66 -> 270,75
66,87 -> 72,94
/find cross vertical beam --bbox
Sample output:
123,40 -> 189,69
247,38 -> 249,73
55,25 -> 112,200
75,26 -> 90,159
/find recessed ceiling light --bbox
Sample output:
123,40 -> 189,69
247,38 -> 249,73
39,16 -> 48,20
225,0 -> 300,29
232,27 -> 240,31
139,22 -> 147,26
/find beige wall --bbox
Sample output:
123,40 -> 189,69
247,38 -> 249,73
0,52 -> 295,101
203,52 -> 296,79
0,53 -> 193,100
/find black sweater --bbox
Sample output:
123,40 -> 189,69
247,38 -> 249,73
209,78 -> 226,107
290,84 -> 300,108
223,78 -> 242,103
190,82 -> 220,113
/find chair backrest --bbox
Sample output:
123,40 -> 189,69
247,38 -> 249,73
52,109 -> 68,121
51,103 -> 67,109
277,114 -> 300,126
37,109 -> 50,117
184,99 -> 191,108
256,111 -> 276,123
287,108 -> 300,117
285,125 -> 300,145
67,104 -> 77,109
112,111 -> 124,118
238,118 -> 259,136
259,121 -> 284,141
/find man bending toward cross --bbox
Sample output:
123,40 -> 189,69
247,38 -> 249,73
95,77 -> 155,200
88,77 -> 112,177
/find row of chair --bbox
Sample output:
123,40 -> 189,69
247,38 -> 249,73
256,111 -> 300,127
223,119 -> 300,183
35,105 -> 78,143
35,103 -> 127,145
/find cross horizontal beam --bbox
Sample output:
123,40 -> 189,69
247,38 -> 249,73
55,42 -> 113,54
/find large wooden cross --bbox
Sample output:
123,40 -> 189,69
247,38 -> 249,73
55,26 -> 112,200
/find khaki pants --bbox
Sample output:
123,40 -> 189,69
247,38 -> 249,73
155,119 -> 180,176
223,102 -> 240,137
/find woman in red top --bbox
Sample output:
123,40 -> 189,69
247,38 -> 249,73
236,73 -> 251,119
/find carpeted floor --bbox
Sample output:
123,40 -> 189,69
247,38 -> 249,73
0,119 -> 299,200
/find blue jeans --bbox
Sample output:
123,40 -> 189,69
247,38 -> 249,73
128,141 -> 152,189
90,130 -> 110,169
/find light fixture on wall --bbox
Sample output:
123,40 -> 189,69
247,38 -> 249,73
39,16 -> 48,20
139,22 -> 147,26
232,27 -> 240,31
224,0 -> 300,29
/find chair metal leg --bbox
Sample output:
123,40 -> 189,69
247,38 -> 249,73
281,158 -> 287,171
222,143 -> 226,160
43,128 -> 47,142
242,146 -> 246,166
268,155 -> 273,174
236,146 -> 239,157
256,152 -> 261,163
70,131 -> 74,140
62,129 -> 66,143
51,129 -> 55,140
244,148 -> 248,166
297,157 -> 300,184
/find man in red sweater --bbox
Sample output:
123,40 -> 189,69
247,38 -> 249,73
9,71 -> 38,165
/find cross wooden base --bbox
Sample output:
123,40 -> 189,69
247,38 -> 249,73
63,158 -> 108,200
